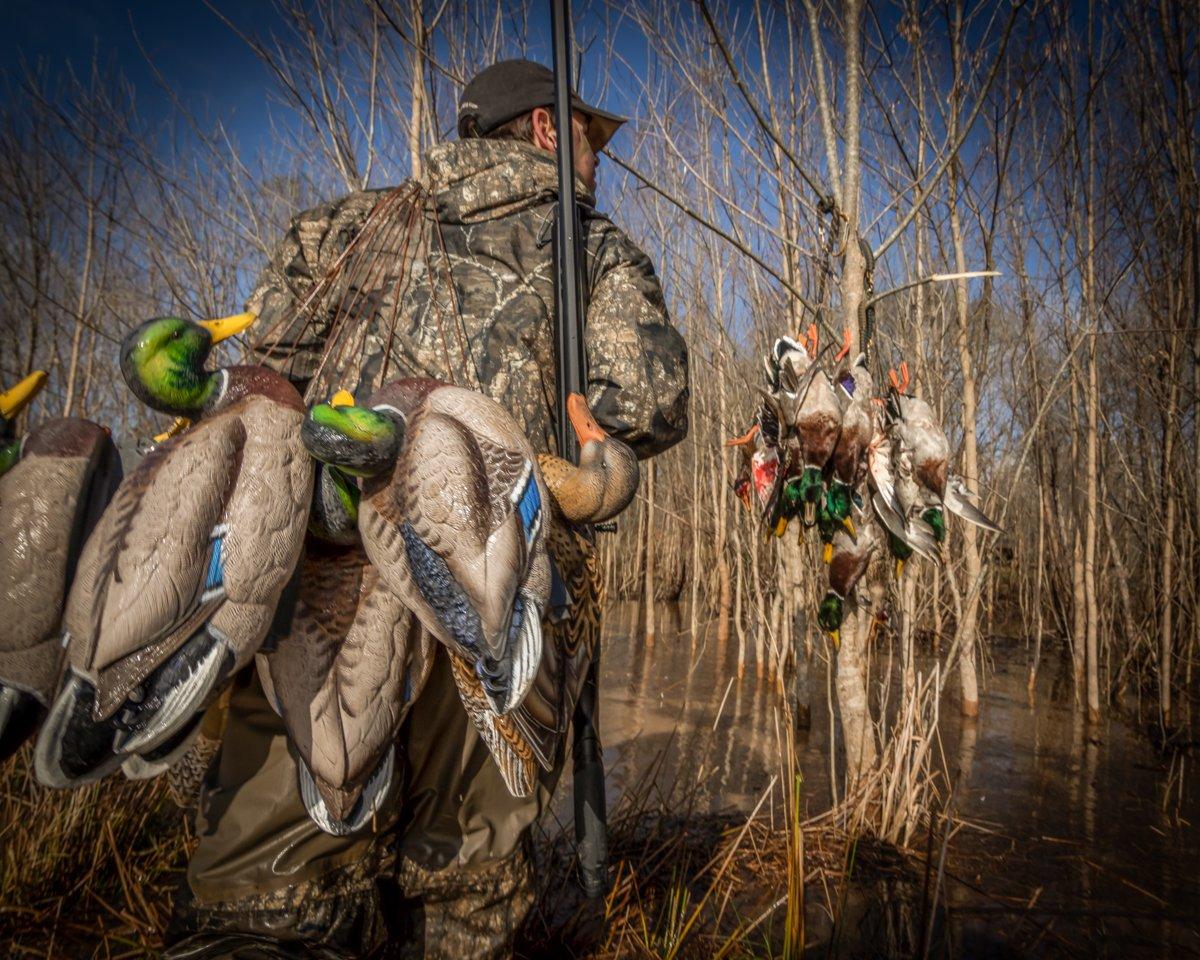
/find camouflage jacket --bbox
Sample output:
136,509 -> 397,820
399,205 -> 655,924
247,138 -> 689,459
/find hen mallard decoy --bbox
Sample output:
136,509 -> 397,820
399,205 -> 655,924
0,372 -> 122,761
35,312 -> 313,788
303,384 -> 638,796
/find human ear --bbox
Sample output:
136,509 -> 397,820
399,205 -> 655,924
531,107 -> 557,151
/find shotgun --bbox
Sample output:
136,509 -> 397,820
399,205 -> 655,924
549,0 -> 608,900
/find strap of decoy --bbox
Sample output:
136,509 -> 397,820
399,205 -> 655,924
812,196 -> 841,339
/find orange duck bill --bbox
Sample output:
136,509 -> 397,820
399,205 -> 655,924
567,393 -> 607,446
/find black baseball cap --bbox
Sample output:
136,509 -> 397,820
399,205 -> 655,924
457,59 -> 627,152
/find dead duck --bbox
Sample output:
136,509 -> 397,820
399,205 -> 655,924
762,334 -> 841,525
829,348 -> 874,516
0,372 -> 122,761
885,372 -> 1001,540
35,313 -> 313,788
817,516 -> 882,649
302,384 -> 638,796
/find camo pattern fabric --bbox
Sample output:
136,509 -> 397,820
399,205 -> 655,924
391,847 -> 534,960
163,852 -> 393,958
247,137 -> 689,460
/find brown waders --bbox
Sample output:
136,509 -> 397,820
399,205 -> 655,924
165,650 -> 554,960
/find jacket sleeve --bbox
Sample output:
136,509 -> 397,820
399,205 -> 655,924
246,191 -> 380,389
584,221 -> 689,459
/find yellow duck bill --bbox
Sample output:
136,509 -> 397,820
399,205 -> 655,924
199,311 -> 257,344
0,369 -> 48,419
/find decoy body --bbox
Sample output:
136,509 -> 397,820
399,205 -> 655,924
36,313 -> 313,788
303,383 -> 638,797
260,534 -> 434,835
0,372 -> 122,761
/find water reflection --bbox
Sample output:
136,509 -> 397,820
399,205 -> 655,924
582,603 -> 1200,957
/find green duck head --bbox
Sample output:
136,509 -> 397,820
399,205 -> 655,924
301,392 -> 404,478
824,481 -> 858,537
817,592 -> 844,649
120,313 -> 255,417
797,466 -> 825,526
887,529 -> 914,580
781,475 -> 803,519
922,506 -> 947,544
0,369 -> 48,476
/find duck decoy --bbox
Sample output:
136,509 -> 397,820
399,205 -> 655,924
35,313 -> 313,788
302,383 -> 638,797
301,379 -> 552,795
0,370 -> 48,476
0,372 -> 122,761
521,392 -> 639,764
260,533 -> 434,835
258,391 -> 436,835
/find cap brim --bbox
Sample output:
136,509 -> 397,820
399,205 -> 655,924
572,97 -> 627,152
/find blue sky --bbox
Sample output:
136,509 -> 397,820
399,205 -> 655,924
3,0 -> 280,148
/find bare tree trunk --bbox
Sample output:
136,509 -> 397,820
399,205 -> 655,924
949,166 -> 980,718
1161,359 -> 1179,726
644,458 -> 656,647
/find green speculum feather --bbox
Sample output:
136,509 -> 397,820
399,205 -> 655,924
922,507 -> 947,543
818,593 -> 845,632
0,441 -> 19,477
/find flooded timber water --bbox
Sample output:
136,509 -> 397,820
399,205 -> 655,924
583,603 -> 1200,958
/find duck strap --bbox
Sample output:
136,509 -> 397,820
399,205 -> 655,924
550,0 -> 608,901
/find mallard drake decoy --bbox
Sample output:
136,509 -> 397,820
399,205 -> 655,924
0,370 -> 48,476
0,373 -> 122,761
35,313 -> 313,788
303,384 -> 637,797
817,516 -> 882,649
303,378 -> 552,715
258,400 -> 437,835
259,535 -> 434,835
302,379 -> 552,798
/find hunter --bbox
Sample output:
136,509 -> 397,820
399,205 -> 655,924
164,59 -> 689,959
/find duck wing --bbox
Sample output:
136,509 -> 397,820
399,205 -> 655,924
364,392 -> 550,715
260,540 -> 434,832
945,475 -> 1002,532
0,420 -> 120,708
62,414 -> 245,716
